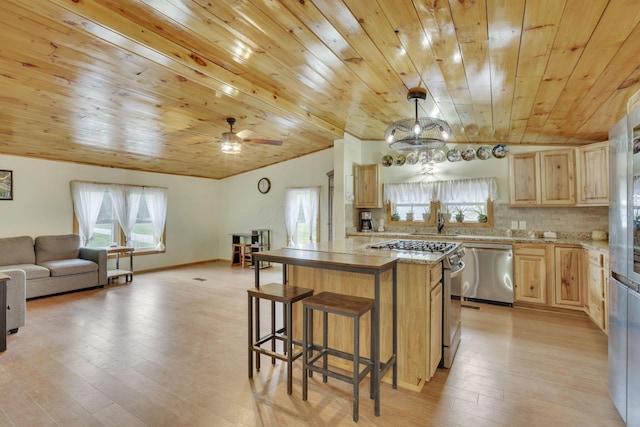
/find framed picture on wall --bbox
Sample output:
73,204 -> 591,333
0,170 -> 13,200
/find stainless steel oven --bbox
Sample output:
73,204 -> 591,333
442,259 -> 464,368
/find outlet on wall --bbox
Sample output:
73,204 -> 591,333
511,220 -> 518,230
519,220 -> 527,230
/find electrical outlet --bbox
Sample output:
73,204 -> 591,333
511,220 -> 518,230
519,220 -> 526,230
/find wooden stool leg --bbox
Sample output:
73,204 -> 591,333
322,311 -> 328,383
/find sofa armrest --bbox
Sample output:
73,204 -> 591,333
79,247 -> 108,286
0,269 -> 26,331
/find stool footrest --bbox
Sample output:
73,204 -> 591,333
306,348 -> 373,385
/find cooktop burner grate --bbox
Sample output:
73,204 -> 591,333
370,239 -> 458,254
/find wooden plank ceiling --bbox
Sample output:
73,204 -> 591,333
0,0 -> 639,179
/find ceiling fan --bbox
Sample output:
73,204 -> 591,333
220,117 -> 283,154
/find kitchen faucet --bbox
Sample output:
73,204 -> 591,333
437,210 -> 445,234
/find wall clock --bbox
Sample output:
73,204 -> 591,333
257,177 -> 271,194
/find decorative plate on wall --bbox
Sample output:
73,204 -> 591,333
395,154 -> 406,166
476,146 -> 492,160
381,154 -> 393,167
492,144 -> 509,158
447,148 -> 462,162
462,147 -> 476,161
432,149 -> 447,163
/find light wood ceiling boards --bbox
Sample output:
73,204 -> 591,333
0,0 -> 639,179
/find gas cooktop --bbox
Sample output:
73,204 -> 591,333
369,239 -> 458,254
369,239 -> 464,268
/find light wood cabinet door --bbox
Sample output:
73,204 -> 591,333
586,249 -> 609,332
508,152 -> 541,206
514,245 -> 549,304
540,149 -> 575,205
354,163 -> 382,208
429,281 -> 443,378
553,246 -> 582,309
509,148 -> 576,206
576,141 -> 609,206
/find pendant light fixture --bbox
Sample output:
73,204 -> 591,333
384,87 -> 451,151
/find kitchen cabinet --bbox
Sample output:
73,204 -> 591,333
354,163 -> 382,208
586,249 -> 609,333
575,141 -> 609,206
508,149 -> 575,206
553,246 -> 582,309
508,152 -> 540,205
514,244 -> 551,305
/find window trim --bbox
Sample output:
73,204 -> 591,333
386,200 -> 494,228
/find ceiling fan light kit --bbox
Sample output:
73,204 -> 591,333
219,117 -> 283,154
385,87 -> 451,152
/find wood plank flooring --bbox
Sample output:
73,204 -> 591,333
0,261 -> 624,426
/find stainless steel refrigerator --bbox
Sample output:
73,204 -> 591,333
609,105 -> 640,427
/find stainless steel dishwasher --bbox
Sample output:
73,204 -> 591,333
461,242 -> 514,305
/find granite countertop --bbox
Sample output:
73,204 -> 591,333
287,237 -> 446,265
346,231 -> 609,253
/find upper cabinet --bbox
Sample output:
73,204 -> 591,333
354,163 -> 382,208
575,141 -> 609,206
508,152 -> 541,205
509,143 -> 608,207
509,149 -> 575,206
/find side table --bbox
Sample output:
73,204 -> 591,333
106,246 -> 134,284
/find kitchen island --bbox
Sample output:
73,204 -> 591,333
257,238 -> 446,392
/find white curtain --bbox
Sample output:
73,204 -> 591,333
144,186 -> 168,250
385,178 -> 497,204
384,182 -> 435,204
71,181 -> 107,245
284,187 -> 320,245
109,185 -> 143,247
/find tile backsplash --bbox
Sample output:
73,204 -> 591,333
347,203 -> 609,238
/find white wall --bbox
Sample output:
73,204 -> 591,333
218,149 -> 334,255
0,154 -> 221,271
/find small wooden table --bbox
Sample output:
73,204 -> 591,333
105,246 -> 134,283
252,248 -> 398,416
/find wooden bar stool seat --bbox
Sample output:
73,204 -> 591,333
302,291 -> 376,422
247,283 -> 314,394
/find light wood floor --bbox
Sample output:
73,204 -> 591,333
0,261 -> 624,426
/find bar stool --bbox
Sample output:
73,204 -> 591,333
247,283 -> 314,394
302,291 -> 375,422
231,243 -> 252,267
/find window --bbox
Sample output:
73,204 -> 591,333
284,187 -> 320,245
384,178 -> 496,226
71,181 -> 168,252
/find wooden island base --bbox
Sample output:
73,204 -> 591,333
288,261 -> 443,392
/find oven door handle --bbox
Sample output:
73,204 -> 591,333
449,261 -> 465,278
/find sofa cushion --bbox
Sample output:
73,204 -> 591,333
35,234 -> 81,263
0,236 -> 35,266
1,263 -> 50,280
38,259 -> 97,277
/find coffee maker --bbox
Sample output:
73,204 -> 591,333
360,211 -> 373,232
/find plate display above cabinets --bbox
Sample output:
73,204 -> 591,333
381,144 -> 508,167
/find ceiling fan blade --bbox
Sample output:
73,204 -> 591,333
245,139 -> 283,146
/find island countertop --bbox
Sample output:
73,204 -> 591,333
286,237 -> 447,265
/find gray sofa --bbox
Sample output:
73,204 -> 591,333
0,234 -> 107,303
